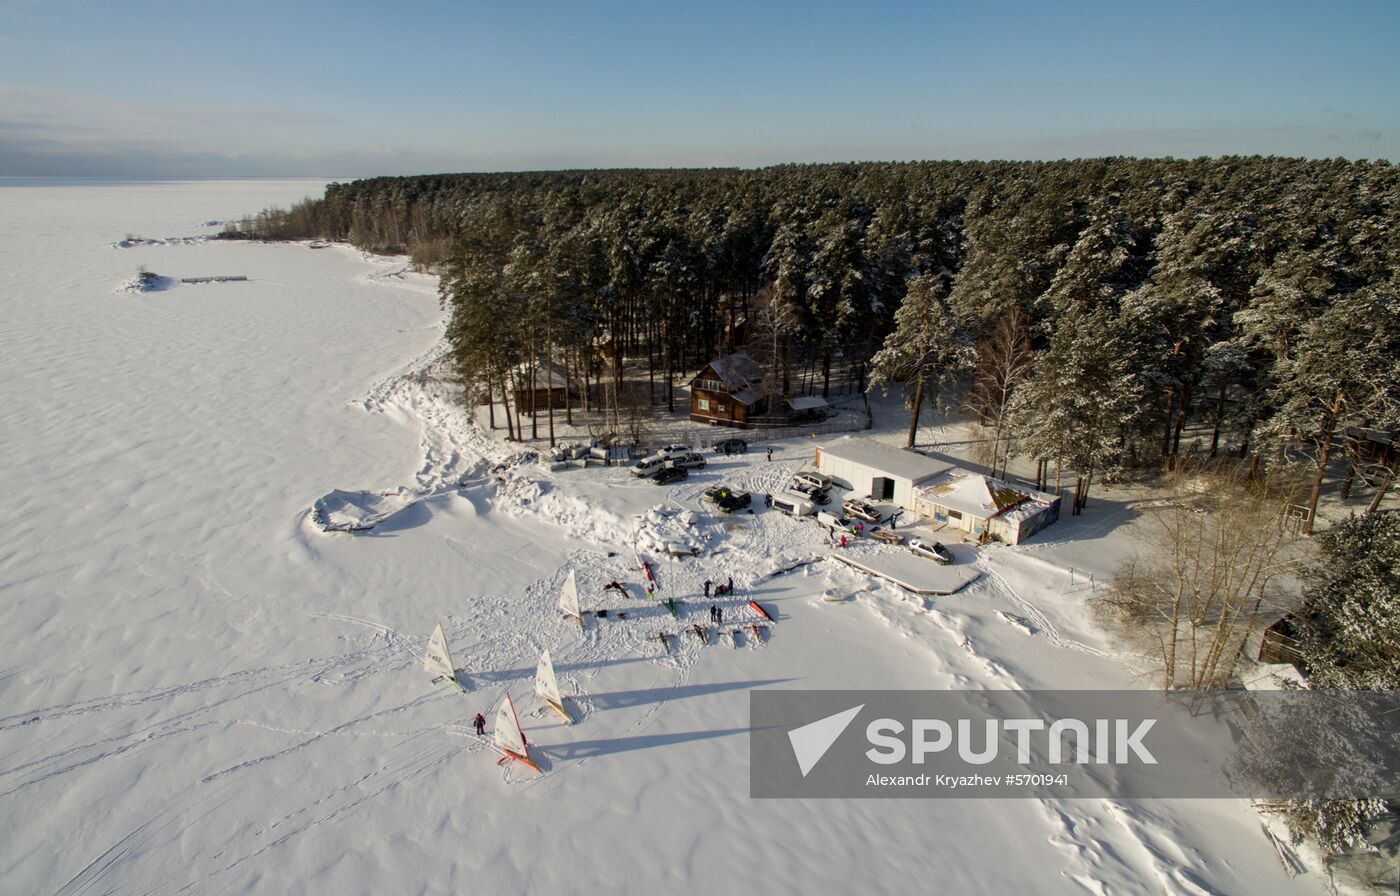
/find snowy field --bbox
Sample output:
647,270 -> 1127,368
0,179 -> 1330,894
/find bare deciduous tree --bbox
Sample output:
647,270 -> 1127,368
1096,460 -> 1307,690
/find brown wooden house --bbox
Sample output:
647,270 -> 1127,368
512,361 -> 577,415
689,353 -> 766,428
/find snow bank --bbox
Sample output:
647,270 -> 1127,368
633,505 -> 706,557
311,487 -> 423,532
116,270 -> 175,293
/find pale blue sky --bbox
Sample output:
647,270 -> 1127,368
1,0 -> 1396,176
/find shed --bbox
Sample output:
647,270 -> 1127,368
813,436 -> 952,510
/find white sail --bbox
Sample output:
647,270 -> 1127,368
424,623 -> 456,681
558,570 -> 582,621
494,692 -> 528,757
535,649 -> 564,708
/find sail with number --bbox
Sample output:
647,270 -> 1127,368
559,570 -> 582,622
535,650 -> 569,722
494,691 -> 529,758
424,623 -> 456,681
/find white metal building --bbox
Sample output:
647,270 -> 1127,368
813,436 -> 952,511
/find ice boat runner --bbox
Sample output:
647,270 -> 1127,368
494,691 -> 542,773
559,570 -> 583,626
424,623 -> 465,693
534,649 -> 572,723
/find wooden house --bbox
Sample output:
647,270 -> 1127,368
689,353 -> 766,428
512,361 -> 577,415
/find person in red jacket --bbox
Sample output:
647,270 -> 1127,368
473,713 -> 486,736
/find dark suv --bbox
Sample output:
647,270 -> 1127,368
713,438 -> 748,455
652,466 -> 689,485
716,492 -> 752,513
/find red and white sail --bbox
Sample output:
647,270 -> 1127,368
494,691 -> 529,759
424,623 -> 456,682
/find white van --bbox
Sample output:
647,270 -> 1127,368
630,456 -> 668,477
815,510 -> 850,530
772,493 -> 816,517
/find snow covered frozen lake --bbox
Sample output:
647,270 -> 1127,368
0,179 -> 1333,894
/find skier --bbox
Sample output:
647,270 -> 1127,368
473,713 -> 486,737
704,579 -> 713,598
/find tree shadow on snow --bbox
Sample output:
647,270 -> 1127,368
471,654 -> 656,683
541,726 -> 752,761
585,677 -> 796,711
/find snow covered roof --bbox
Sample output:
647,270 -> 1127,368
700,353 -> 764,391
514,361 -> 570,390
1239,663 -> 1308,691
787,396 -> 829,411
916,472 -> 1052,521
818,436 -> 952,483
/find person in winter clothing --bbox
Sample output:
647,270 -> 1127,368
766,447 -> 773,462
840,534 -> 847,549
726,576 -> 733,593
709,604 -> 719,623
704,579 -> 713,598
764,493 -> 773,507
716,605 -> 724,625
473,713 -> 486,736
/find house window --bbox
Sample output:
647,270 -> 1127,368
716,404 -> 727,413
948,509 -> 963,520
697,398 -> 710,411
697,378 -> 726,393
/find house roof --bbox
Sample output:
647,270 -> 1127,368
916,471 -> 1052,521
699,353 -> 764,391
694,353 -> 766,406
515,360 -> 570,390
818,436 -> 952,483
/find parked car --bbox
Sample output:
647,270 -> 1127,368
791,471 -> 833,493
671,452 -> 708,469
703,484 -> 735,504
816,510 -> 851,530
655,443 -> 693,458
842,498 -> 881,523
790,481 -> 832,505
713,438 -> 748,455
652,466 -> 688,485
630,456 -> 668,477
716,492 -> 752,513
908,538 -> 954,565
